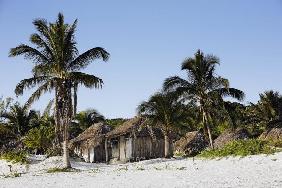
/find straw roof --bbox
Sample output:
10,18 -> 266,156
259,128 -> 282,141
106,117 -> 164,139
69,122 -> 111,149
214,128 -> 250,149
174,131 -> 208,157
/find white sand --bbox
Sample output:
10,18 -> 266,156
0,152 -> 282,188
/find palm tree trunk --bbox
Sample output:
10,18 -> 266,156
63,136 -> 71,168
164,132 -> 170,158
61,81 -> 73,168
202,110 -> 214,149
53,87 -> 60,149
73,83 -> 78,117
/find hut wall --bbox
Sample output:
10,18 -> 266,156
132,137 -> 166,160
119,136 -> 126,161
125,138 -> 133,160
82,148 -> 90,162
94,145 -> 106,162
151,138 -> 165,158
108,136 -> 167,162
89,147 -> 95,163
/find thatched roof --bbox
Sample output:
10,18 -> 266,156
259,128 -> 282,141
174,131 -> 208,157
214,128 -> 250,149
69,122 -> 111,149
106,117 -> 164,139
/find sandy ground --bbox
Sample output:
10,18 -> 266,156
0,152 -> 282,188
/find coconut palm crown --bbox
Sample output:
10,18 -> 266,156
163,50 -> 244,148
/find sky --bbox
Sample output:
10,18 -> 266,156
0,0 -> 282,118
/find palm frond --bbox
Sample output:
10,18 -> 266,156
43,99 -> 54,117
30,33 -> 54,60
64,19 -> 78,63
9,44 -> 49,64
163,76 -> 190,91
15,76 -> 50,96
24,80 -> 55,110
69,72 -> 103,89
69,47 -> 110,70
216,88 -> 245,101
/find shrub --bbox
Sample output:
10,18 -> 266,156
198,139 -> 276,158
0,150 -> 28,164
23,126 -> 54,154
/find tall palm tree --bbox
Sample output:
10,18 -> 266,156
163,50 -> 244,148
9,13 -> 109,168
137,92 -> 189,158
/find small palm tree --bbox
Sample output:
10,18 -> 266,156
9,13 -> 109,167
0,103 -> 31,136
70,109 -> 105,138
137,92 -> 188,158
164,50 -> 244,148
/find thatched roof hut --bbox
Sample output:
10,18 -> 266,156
105,117 -> 169,163
70,122 -> 111,149
259,128 -> 282,141
70,122 -> 111,163
214,128 -> 250,149
174,131 -> 208,157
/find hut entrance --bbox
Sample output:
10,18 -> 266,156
111,139 -> 119,159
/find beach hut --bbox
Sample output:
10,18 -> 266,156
69,122 -> 111,163
105,117 -> 169,163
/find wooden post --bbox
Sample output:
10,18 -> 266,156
105,138 -> 108,164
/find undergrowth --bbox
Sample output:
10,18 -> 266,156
47,167 -> 79,173
0,151 -> 28,164
198,139 -> 277,158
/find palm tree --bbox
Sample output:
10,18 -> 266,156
247,91 -> 282,129
163,50 -> 244,148
9,13 -> 109,168
0,102 -> 32,136
137,92 -> 189,158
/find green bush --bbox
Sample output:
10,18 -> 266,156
23,126 -> 54,154
0,150 -> 28,164
198,139 -> 276,158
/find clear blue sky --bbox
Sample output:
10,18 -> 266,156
0,0 -> 282,118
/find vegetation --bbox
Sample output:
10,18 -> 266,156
23,125 -> 55,154
0,151 -> 28,164
46,167 -> 79,173
198,139 -> 277,158
105,118 -> 128,128
163,50 -> 244,148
